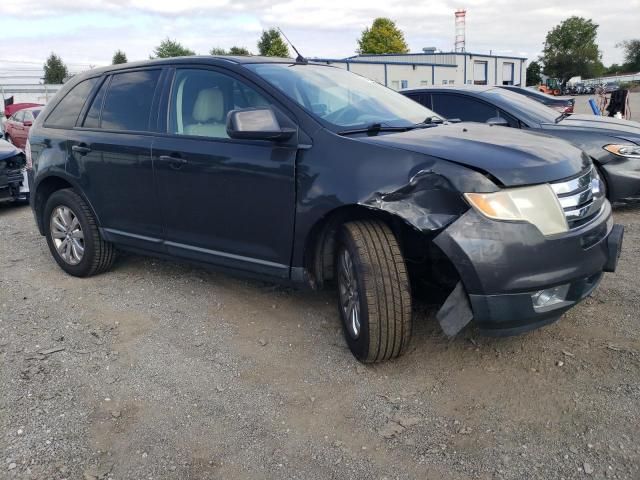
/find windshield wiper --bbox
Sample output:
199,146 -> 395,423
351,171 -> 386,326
338,117 -> 443,136
338,123 -> 411,136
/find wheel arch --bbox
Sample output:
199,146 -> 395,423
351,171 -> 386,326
33,174 -> 101,236
302,204 -> 433,289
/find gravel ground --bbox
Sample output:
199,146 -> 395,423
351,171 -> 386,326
1,201 -> 639,480
572,92 -> 639,121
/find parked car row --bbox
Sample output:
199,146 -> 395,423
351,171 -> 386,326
26,57 -> 627,363
402,85 -> 640,202
567,82 -> 620,95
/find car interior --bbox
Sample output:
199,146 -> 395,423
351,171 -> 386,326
172,71 -> 270,138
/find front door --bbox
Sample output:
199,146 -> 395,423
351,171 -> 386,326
152,67 -> 298,278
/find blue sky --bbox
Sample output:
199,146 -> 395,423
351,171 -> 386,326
0,0 -> 638,75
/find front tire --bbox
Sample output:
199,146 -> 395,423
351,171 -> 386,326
44,189 -> 116,277
336,220 -> 412,363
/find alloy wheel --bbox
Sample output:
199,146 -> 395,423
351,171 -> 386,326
50,206 -> 85,265
338,248 -> 361,339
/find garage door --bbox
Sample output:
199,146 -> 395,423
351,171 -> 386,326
502,62 -> 514,85
473,61 -> 487,85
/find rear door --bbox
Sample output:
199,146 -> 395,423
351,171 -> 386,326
152,66 -> 298,278
68,69 -> 164,251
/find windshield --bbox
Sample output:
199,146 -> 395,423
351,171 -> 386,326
482,88 -> 560,124
245,63 -> 440,129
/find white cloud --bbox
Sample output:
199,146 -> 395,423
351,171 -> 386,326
0,0 -> 638,69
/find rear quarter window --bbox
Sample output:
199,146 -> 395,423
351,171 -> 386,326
44,78 -> 99,129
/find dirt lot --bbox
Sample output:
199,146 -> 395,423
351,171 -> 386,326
1,201 -> 639,480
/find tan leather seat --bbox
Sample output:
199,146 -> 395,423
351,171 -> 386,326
184,88 -> 228,138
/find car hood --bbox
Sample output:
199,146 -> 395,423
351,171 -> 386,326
0,139 -> 20,161
356,123 -> 590,187
552,114 -> 640,140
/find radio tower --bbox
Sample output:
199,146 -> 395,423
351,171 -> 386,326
454,9 -> 466,52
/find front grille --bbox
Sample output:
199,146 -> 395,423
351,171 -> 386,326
550,167 -> 605,229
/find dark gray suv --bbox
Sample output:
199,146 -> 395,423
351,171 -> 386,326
27,56 -> 623,362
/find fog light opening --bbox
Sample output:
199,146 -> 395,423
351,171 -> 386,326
531,284 -> 570,312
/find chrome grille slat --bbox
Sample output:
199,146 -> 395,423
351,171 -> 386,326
550,169 -> 592,195
550,167 -> 604,229
557,185 -> 593,209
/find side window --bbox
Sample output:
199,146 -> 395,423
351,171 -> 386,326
170,69 -> 272,139
405,93 -> 431,110
498,109 -> 520,128
82,78 -> 108,129
14,111 -> 24,123
431,94 -> 497,122
23,111 -> 33,123
100,70 -> 161,131
45,78 -> 99,129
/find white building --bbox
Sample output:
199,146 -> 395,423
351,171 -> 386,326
1,84 -> 63,114
312,51 -> 528,90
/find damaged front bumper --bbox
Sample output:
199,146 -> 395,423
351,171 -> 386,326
0,167 -> 29,203
434,201 -> 623,336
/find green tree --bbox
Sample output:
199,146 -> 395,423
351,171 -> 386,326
229,46 -> 251,56
210,47 -> 227,55
526,60 -> 542,86
43,53 -> 68,84
357,18 -> 409,54
618,39 -> 640,72
112,50 -> 127,65
540,17 -> 602,84
151,38 -> 195,59
257,29 -> 290,57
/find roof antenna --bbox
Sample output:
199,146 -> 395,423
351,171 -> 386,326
277,27 -> 307,64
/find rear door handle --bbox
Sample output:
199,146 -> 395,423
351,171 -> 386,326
159,155 -> 187,169
72,145 -> 92,155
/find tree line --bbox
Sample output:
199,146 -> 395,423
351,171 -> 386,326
526,16 -> 639,86
42,17 -> 639,86
42,20 -> 409,84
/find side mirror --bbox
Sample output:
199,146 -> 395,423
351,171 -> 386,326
23,121 -> 33,127
226,108 -> 295,142
486,117 -> 509,126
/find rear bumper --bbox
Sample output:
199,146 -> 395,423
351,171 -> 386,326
434,202 -> 623,336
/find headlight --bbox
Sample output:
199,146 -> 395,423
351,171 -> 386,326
604,144 -> 640,158
464,184 -> 568,236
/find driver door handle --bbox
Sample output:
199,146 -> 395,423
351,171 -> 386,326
159,154 -> 187,169
72,145 -> 92,155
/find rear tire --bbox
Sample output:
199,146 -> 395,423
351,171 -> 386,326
44,189 -> 116,277
336,220 -> 412,363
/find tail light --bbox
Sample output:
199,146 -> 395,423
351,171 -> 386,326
25,139 -> 32,169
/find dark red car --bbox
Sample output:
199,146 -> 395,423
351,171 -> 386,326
4,106 -> 43,150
